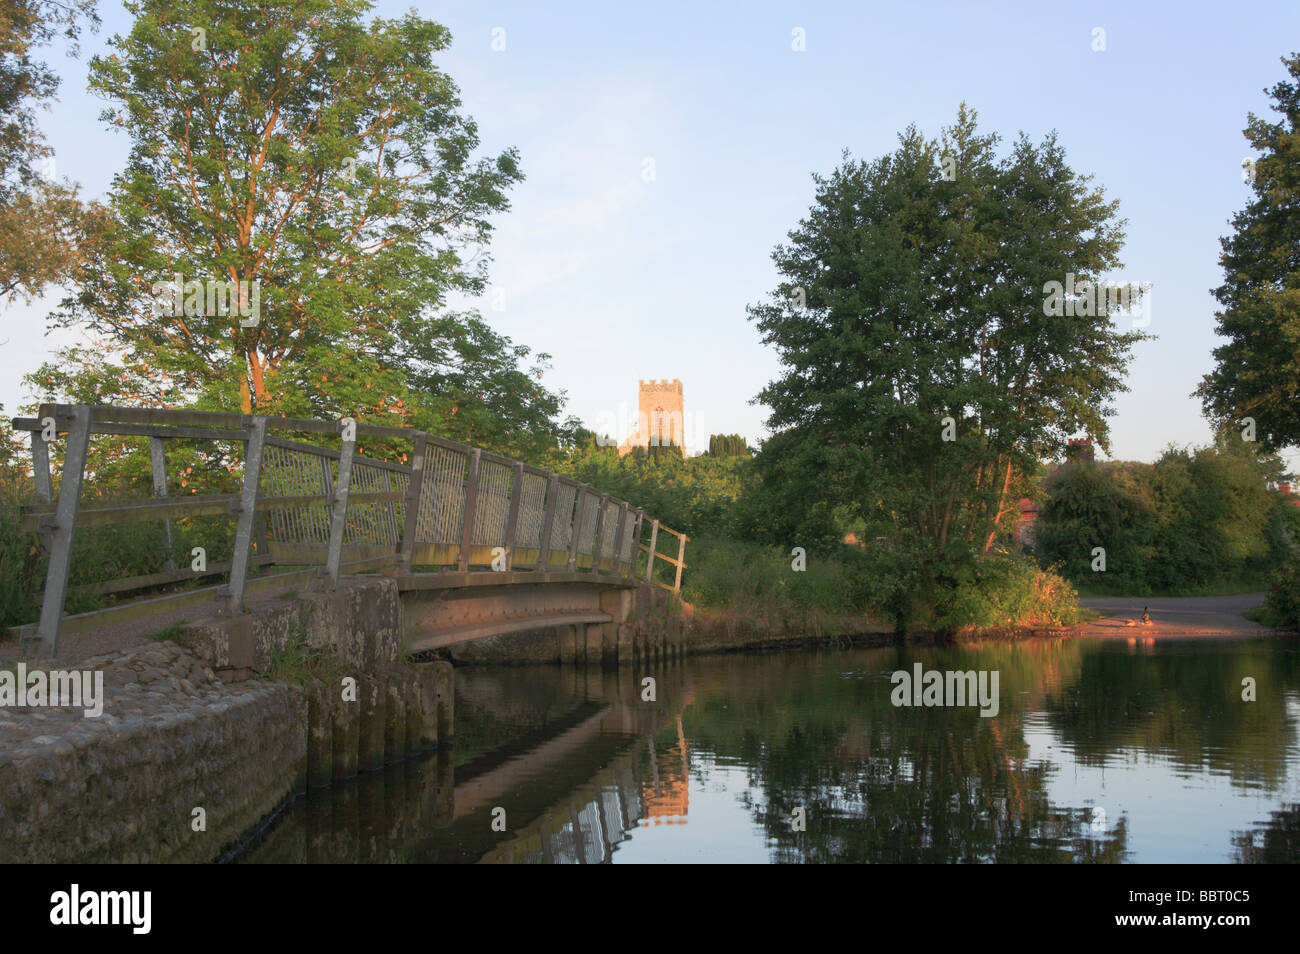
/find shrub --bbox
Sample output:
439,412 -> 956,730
1257,558 -> 1300,629
922,555 -> 1080,634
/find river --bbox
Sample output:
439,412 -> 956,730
235,636 -> 1300,863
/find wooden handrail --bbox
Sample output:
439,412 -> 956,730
12,404 -> 689,656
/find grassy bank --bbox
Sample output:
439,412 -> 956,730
681,534 -> 1081,637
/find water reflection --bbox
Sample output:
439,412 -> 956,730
236,638 -> 1300,863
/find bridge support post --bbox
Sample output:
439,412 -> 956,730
401,668 -> 422,756
674,533 -> 687,593
559,624 -> 579,665
612,501 -> 628,577
415,663 -> 441,750
645,519 -> 660,585
332,687 -> 359,781
628,509 -> 644,578
591,493 -> 607,574
433,660 -> 454,745
148,436 -> 176,571
325,421 -> 356,587
617,622 -> 635,665
599,588 -> 633,667
536,473 -> 559,571
227,415 -> 267,614
305,675 -> 334,790
584,621 -> 604,666
30,426 -> 52,504
383,673 -> 407,763
32,404 -> 90,659
398,434 -> 429,573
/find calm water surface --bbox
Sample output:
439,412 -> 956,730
237,637 -> 1300,863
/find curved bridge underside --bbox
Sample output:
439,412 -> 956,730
395,571 -> 636,653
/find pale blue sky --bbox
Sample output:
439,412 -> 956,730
4,0 -> 1298,473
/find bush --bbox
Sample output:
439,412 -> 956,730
920,555 -> 1080,634
1256,558 -> 1300,629
1034,439 -> 1294,595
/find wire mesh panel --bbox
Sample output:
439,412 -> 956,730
546,482 -> 575,552
576,491 -> 600,558
516,472 -> 548,550
619,509 -> 637,564
472,459 -> 512,547
598,499 -> 619,562
344,462 -> 405,547
261,443 -> 330,545
417,444 -> 468,544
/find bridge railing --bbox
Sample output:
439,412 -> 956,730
9,404 -> 688,657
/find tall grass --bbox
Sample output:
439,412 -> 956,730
0,494 -> 241,629
681,534 -> 1080,634
682,535 -> 874,617
0,497 -> 43,629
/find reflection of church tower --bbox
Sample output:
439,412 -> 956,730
618,379 -> 685,458
640,715 -> 690,827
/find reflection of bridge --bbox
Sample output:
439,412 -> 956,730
236,666 -> 694,864
475,703 -> 692,864
11,405 -> 688,659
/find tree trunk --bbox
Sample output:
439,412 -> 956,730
248,347 -> 267,410
983,458 -> 1015,553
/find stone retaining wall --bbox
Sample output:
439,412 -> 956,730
0,643 -> 303,863
1,577 -> 452,864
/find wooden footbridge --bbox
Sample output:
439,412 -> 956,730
9,405 -> 688,658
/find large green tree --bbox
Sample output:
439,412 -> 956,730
0,0 -> 102,303
747,106 -> 1146,605
29,0 -> 569,458
1197,52 -> 1300,452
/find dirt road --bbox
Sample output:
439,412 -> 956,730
1075,592 -> 1274,637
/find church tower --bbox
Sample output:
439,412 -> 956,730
618,379 -> 685,457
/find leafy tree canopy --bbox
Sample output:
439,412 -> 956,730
1198,52 -> 1300,452
747,105 -> 1145,600
0,0 -> 103,304
26,0 -> 573,461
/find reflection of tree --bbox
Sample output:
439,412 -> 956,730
1232,802 -> 1300,863
1045,643 -> 1298,789
683,643 -> 1130,863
